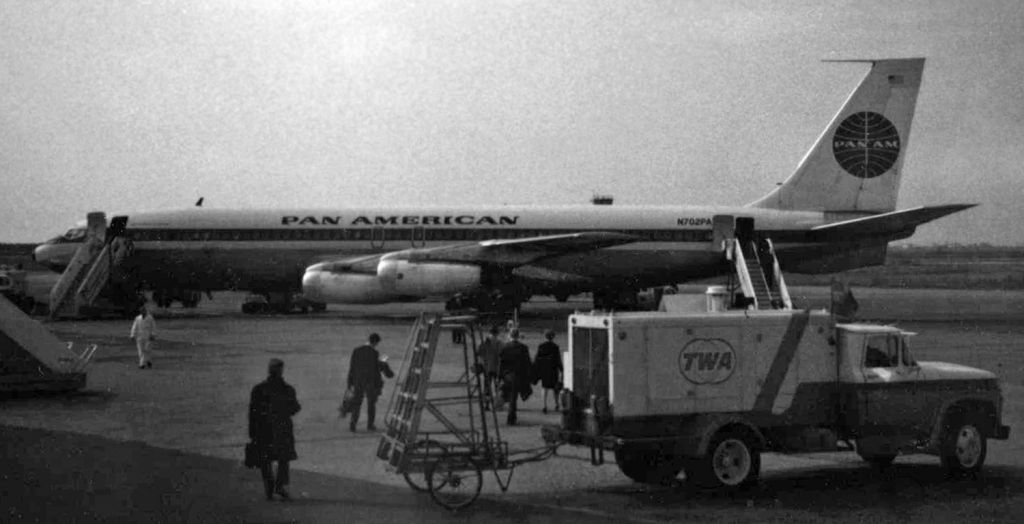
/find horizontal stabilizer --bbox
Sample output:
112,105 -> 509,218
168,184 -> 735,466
810,204 -> 976,239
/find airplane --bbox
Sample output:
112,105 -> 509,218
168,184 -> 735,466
33,58 -> 974,313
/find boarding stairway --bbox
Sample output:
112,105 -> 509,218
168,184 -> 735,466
376,314 -> 497,475
726,237 -> 792,310
49,213 -> 133,319
0,294 -> 95,392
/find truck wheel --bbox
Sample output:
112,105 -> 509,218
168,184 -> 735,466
857,452 -> 896,467
940,414 -> 987,477
614,445 -> 682,485
689,429 -> 760,489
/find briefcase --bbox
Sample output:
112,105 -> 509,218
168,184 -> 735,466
338,386 -> 357,418
244,442 -> 259,469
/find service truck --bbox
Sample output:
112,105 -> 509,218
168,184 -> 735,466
544,308 -> 1010,489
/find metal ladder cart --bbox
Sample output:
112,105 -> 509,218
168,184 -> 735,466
375,313 -> 557,510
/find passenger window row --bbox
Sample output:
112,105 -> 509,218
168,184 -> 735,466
126,228 -> 714,243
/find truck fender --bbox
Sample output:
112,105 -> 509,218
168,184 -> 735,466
685,414 -> 766,458
927,397 -> 997,452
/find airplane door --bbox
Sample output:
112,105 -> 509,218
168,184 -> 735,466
411,226 -> 426,248
735,217 -> 755,244
107,215 -> 129,239
371,227 -> 385,250
711,215 -> 734,251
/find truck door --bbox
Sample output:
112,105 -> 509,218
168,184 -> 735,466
858,333 -> 924,435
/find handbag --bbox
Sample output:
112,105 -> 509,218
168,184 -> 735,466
338,386 -> 358,418
244,442 -> 259,469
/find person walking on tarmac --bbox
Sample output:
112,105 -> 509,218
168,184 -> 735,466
478,325 -> 503,410
249,358 -> 301,501
346,333 -> 394,432
533,330 -> 563,413
499,329 -> 532,425
129,305 -> 156,369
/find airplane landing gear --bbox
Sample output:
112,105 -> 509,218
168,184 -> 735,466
445,291 -> 525,314
241,292 -> 325,315
592,288 -> 641,311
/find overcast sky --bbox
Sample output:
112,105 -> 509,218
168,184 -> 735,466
2,0 -> 1022,244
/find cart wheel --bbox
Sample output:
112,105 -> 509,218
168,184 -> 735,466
426,454 -> 482,510
403,439 -> 448,492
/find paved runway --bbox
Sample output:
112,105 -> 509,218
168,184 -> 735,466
2,288 -> 1023,522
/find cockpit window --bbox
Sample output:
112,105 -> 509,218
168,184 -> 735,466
63,228 -> 86,241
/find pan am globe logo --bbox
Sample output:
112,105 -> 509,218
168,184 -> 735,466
678,338 -> 736,385
832,112 -> 901,179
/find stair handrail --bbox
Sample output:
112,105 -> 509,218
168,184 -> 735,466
764,239 -> 793,309
76,244 -> 112,308
728,239 -> 758,310
58,342 -> 99,374
49,213 -> 107,318
746,240 -> 776,308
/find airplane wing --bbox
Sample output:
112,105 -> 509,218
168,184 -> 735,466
312,253 -> 385,274
403,231 -> 638,266
810,204 -> 976,240
310,231 -> 637,275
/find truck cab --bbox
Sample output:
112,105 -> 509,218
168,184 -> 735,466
837,324 -> 1008,466
546,309 -> 1010,490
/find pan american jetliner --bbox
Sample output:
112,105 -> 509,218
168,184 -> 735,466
33,58 -> 973,313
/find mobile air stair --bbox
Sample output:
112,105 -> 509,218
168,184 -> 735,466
0,294 -> 96,392
725,237 -> 792,310
49,212 -> 134,319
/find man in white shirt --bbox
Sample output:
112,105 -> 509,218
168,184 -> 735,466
130,305 -> 156,369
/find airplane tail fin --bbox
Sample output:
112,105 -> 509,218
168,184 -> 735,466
750,58 -> 925,213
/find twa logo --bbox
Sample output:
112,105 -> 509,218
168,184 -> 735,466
678,338 -> 736,385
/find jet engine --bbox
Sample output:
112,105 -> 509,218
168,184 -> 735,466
301,267 -> 394,304
301,257 -> 482,304
376,258 -> 481,296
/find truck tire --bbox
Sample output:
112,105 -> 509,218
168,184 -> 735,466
688,428 -> 760,489
855,439 -> 896,467
614,444 -> 683,485
857,451 -> 896,467
940,413 -> 987,477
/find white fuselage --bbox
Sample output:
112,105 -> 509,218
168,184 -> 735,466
33,205 -> 857,299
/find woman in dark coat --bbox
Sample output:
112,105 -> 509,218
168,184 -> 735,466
533,330 -> 563,413
249,358 -> 301,501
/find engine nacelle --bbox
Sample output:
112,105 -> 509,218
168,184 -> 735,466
302,265 -> 397,304
376,258 -> 482,296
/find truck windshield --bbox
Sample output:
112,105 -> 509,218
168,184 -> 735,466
864,334 -> 900,368
864,333 -> 915,368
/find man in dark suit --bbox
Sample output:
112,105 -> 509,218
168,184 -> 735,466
249,358 -> 301,501
499,329 -> 532,425
347,333 -> 393,432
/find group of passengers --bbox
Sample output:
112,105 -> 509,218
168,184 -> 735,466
479,325 -> 565,425
132,306 -> 563,502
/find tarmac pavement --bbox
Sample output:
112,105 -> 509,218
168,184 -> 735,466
2,290 -> 1023,523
